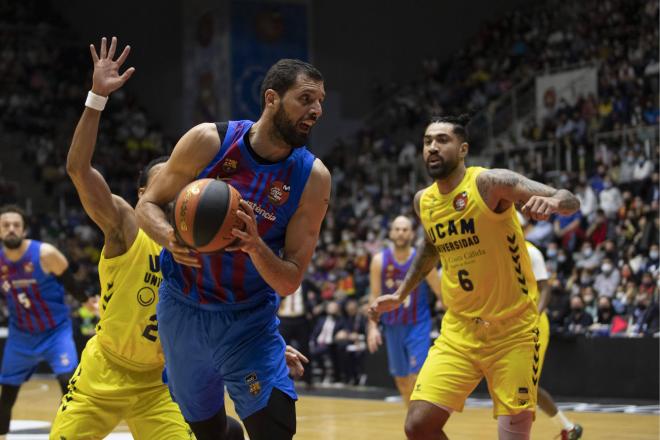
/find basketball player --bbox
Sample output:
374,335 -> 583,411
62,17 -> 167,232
367,215 -> 442,406
0,204 -> 89,439
135,59 -> 330,440
369,114 -> 580,440
522,232 -> 583,440
49,36 -> 242,439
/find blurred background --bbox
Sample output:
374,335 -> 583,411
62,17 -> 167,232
0,0 -> 658,410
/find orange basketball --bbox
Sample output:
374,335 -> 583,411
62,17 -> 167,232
172,178 -> 243,253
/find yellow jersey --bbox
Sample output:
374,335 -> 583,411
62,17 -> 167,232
419,166 -> 538,322
96,228 -> 164,370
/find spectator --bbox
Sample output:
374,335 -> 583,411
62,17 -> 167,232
336,299 -> 367,385
310,301 -> 346,384
599,176 -> 624,219
554,210 -> 583,252
564,295 -> 594,334
593,258 -> 621,298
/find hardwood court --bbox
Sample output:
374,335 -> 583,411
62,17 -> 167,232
12,379 -> 660,439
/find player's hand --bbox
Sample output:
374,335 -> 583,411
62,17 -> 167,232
368,294 -> 403,322
227,200 -> 261,255
89,36 -> 135,97
83,295 -> 100,316
521,196 -> 560,221
166,229 -> 201,268
285,345 -> 309,378
367,327 -> 382,353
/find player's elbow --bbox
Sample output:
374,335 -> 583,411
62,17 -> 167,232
277,277 -> 303,297
65,153 -> 83,179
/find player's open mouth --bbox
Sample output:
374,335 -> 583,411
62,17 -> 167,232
427,157 -> 442,166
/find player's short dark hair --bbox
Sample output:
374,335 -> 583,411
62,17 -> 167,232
260,59 -> 323,110
0,204 -> 28,227
428,114 -> 471,142
137,156 -> 169,190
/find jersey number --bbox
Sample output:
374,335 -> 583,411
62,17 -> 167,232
17,292 -> 31,309
458,270 -> 474,291
142,314 -> 158,342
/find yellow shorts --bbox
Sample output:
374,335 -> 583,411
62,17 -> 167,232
411,310 -> 541,418
50,336 -> 193,440
537,312 -> 550,375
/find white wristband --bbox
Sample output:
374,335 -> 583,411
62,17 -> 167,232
85,91 -> 108,111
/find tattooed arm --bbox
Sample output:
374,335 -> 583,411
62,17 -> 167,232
368,190 -> 440,319
476,168 -> 580,221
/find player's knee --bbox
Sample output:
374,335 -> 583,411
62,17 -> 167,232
243,388 -> 296,440
497,411 -> 533,440
404,402 -> 449,440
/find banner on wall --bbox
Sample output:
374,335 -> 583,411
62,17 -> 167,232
535,66 -> 598,123
230,0 -> 310,120
182,0 -> 231,127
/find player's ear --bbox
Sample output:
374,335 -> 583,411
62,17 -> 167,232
459,142 -> 469,158
264,89 -> 279,108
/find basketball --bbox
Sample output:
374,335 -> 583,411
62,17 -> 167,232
172,178 -> 243,253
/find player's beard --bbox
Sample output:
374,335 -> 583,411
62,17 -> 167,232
273,105 -> 310,149
2,234 -> 23,249
426,153 -> 459,180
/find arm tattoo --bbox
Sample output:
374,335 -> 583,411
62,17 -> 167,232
398,239 -> 439,300
478,169 -> 579,213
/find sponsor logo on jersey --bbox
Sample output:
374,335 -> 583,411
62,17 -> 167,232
268,181 -> 290,205
453,191 -> 468,211
245,372 -> 261,396
222,158 -> 239,174
137,287 -> 156,307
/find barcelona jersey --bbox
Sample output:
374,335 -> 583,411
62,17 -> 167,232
160,120 -> 316,311
379,247 -> 431,326
0,240 -> 70,333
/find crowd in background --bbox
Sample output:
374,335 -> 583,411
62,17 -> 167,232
0,0 -> 658,386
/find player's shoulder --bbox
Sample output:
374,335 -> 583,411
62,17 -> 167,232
310,158 -> 331,182
370,250 -> 384,267
38,241 -> 60,256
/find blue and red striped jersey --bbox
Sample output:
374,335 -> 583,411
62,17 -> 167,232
0,240 -> 70,333
161,120 -> 316,311
379,247 -> 431,326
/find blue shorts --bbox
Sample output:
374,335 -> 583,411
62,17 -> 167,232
157,289 -> 296,421
383,320 -> 432,377
0,321 -> 78,386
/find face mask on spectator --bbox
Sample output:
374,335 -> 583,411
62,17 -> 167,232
583,247 -> 593,257
580,275 -> 592,284
603,181 -> 612,189
547,248 -> 558,258
583,294 -> 595,305
601,263 -> 613,273
650,251 -> 659,260
557,254 -> 567,263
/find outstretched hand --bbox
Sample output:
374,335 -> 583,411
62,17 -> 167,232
285,345 -> 309,378
90,36 -> 135,97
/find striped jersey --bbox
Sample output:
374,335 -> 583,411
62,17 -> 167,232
0,240 -> 70,333
379,247 -> 431,325
161,120 -> 316,311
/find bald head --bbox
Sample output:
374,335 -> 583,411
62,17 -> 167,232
389,216 -> 414,250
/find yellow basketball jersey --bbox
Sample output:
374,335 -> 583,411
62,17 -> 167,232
419,166 -> 538,322
96,228 -> 164,370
